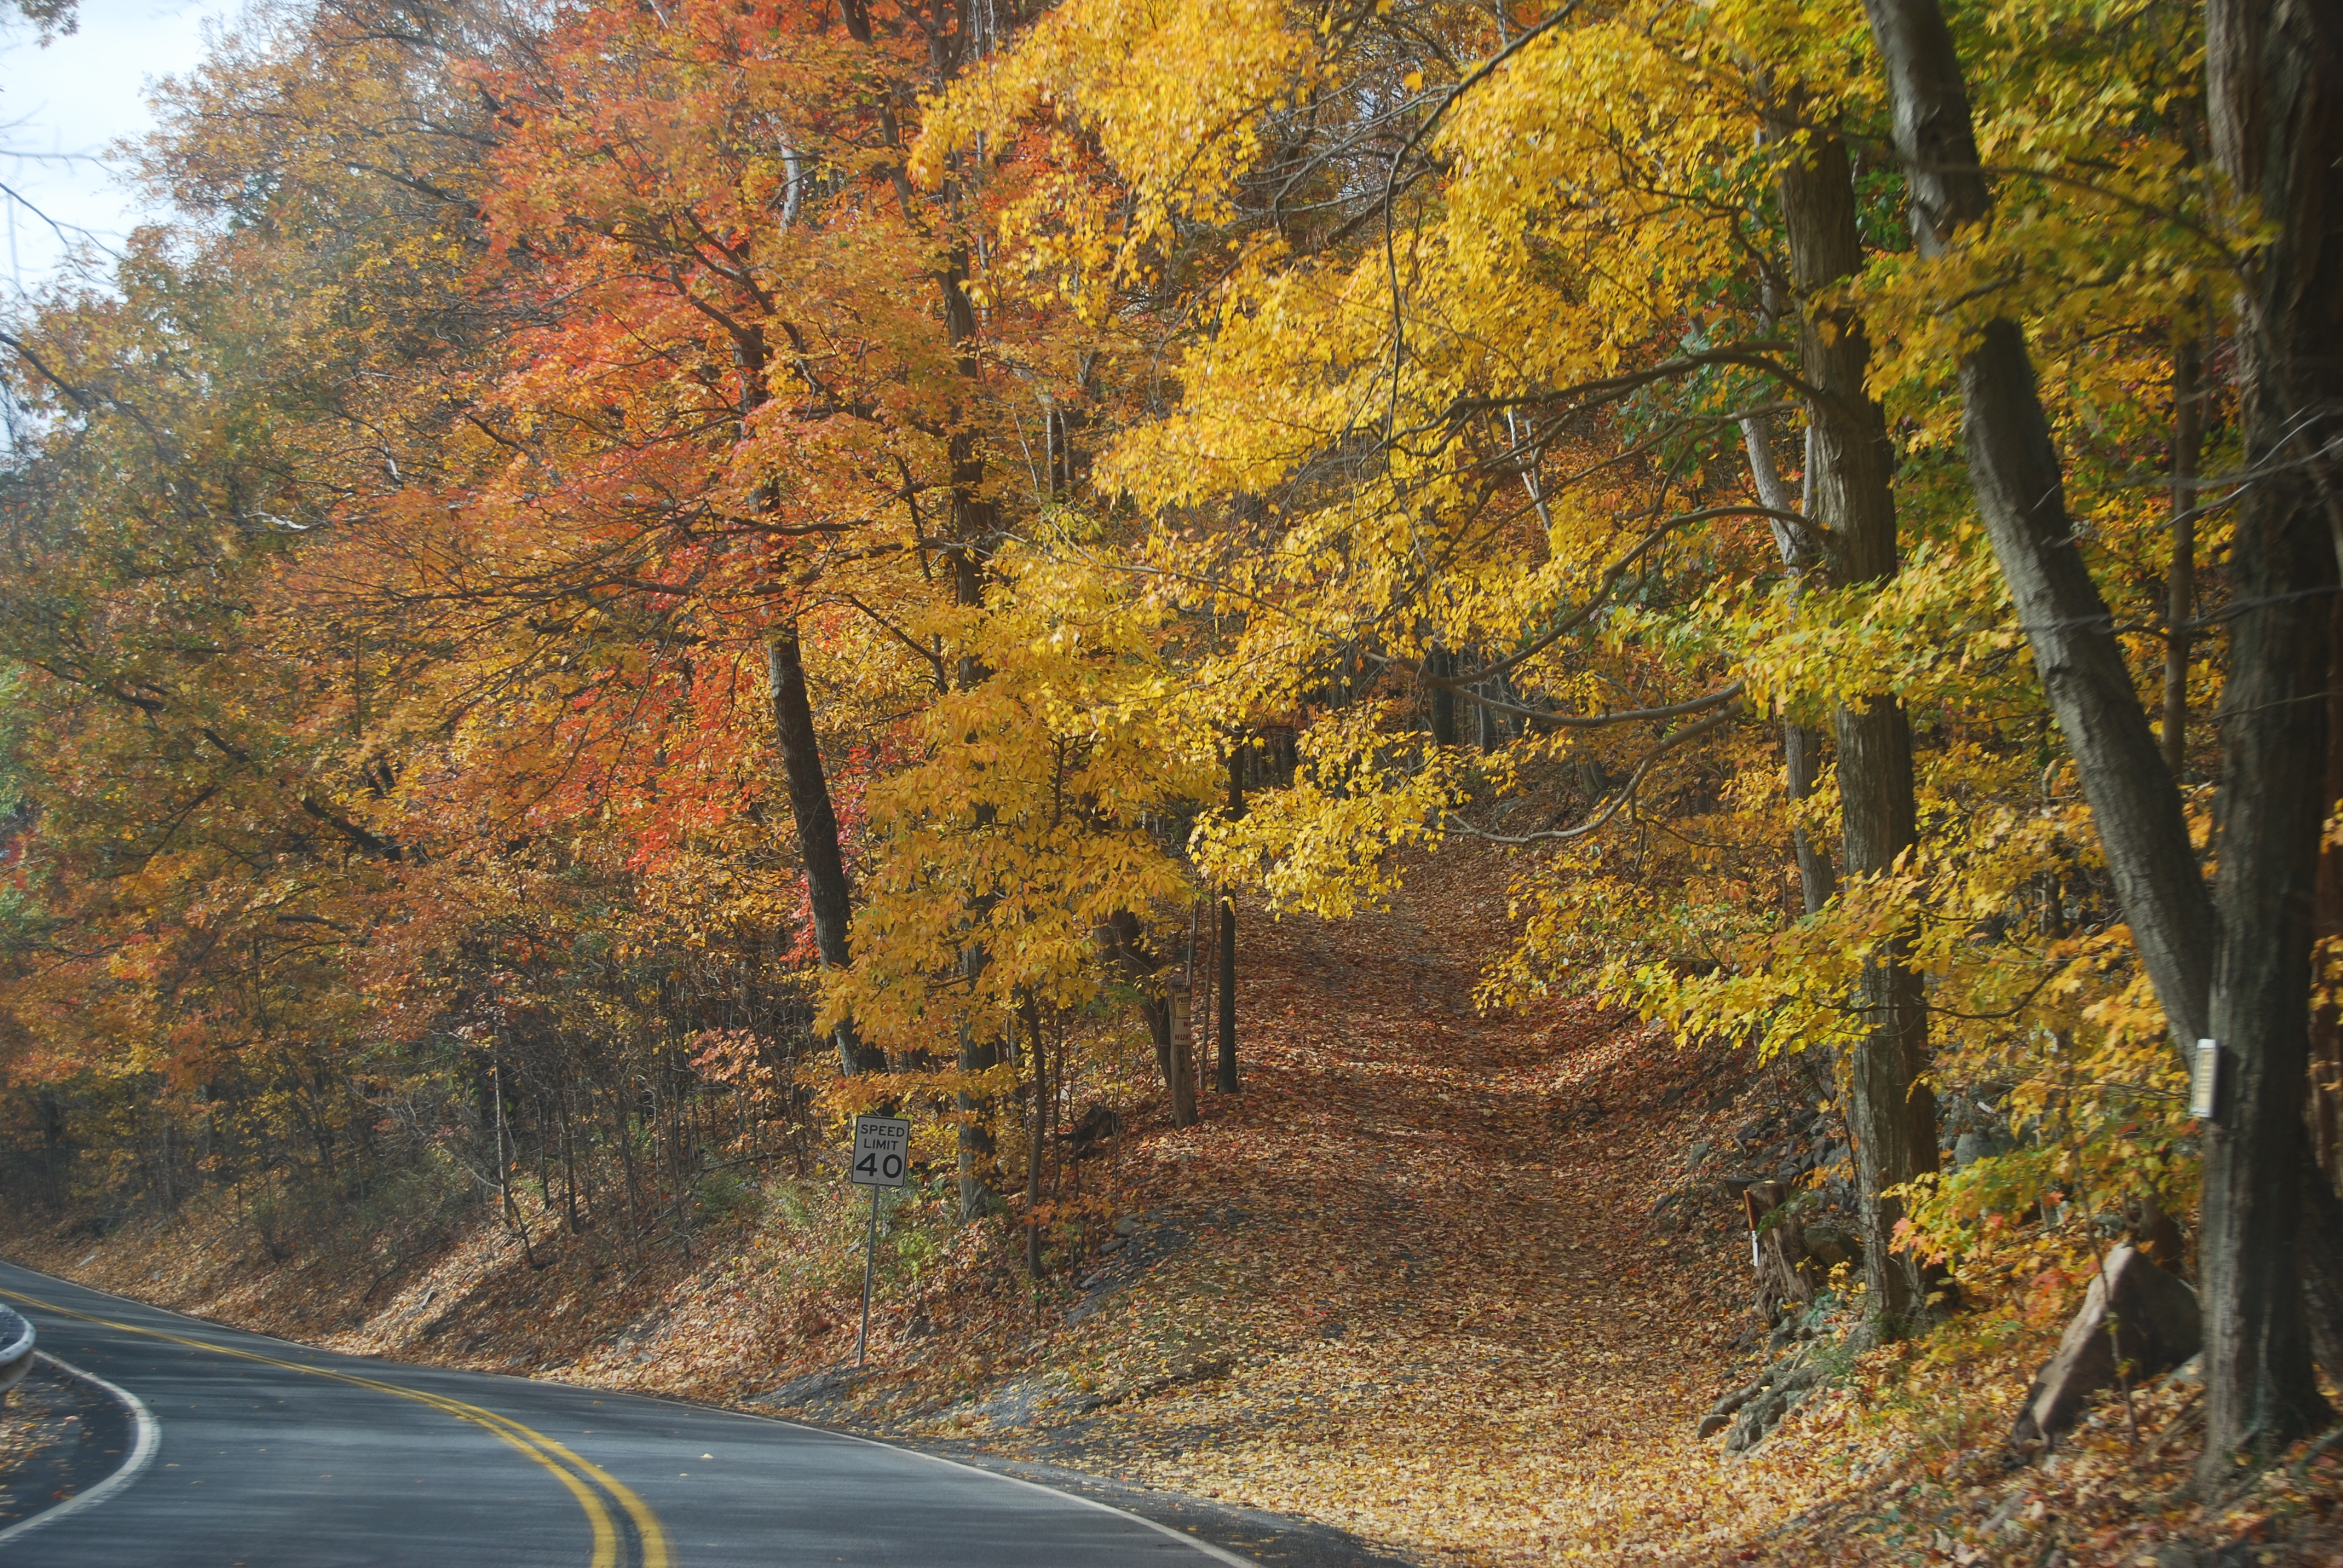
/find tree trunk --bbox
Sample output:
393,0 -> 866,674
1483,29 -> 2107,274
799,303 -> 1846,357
1858,0 -> 2215,1048
1167,985 -> 1198,1129
2164,328 -> 2204,778
2312,601 -> 2343,1191
1771,105 -> 1938,1331
2203,494 -> 2334,1462
1740,409 -> 1837,916
1427,645 -> 1458,746
1784,724 -> 1835,916
767,632 -> 883,1076
1023,996 -> 1046,1277
957,948 -> 999,1220
2300,1155 -> 2343,1387
1862,0 -> 2341,1472
1217,749 -> 1242,1093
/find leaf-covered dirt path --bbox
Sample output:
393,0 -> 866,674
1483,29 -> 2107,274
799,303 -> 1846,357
9,845 -> 1833,1564
900,848 -> 1818,1564
18,846 -> 2343,1566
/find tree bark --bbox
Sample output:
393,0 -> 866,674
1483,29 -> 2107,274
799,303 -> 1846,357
2312,600 -> 2343,1190
768,633 -> 884,1076
1167,985 -> 1198,1129
1784,724 -> 1835,916
1427,645 -> 1458,746
2164,330 -> 2204,778
2200,331 -> 2336,1472
1863,0 -> 2341,1472
1771,106 -> 1938,1330
2301,1154 -> 2343,1387
1858,0 -> 2216,1048
1023,996 -> 1046,1276
1740,410 -> 1837,916
956,949 -> 999,1220
1217,749 -> 1242,1093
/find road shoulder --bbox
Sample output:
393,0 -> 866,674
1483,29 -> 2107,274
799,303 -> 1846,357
0,1358 -> 142,1539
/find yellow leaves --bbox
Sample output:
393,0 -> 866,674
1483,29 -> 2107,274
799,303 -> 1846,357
1194,711 -> 1466,920
919,0 -> 1323,260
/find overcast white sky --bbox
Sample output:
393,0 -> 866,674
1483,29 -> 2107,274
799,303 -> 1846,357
0,0 -> 235,289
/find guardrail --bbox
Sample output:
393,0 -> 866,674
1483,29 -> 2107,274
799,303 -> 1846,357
0,1304 -> 33,1394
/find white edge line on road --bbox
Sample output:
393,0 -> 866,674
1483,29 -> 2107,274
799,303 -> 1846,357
778,1418 -> 1260,1568
0,1351 -> 162,1549
0,1264 -> 1255,1566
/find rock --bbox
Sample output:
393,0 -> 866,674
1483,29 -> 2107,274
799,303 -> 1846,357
1773,1355 -> 1823,1394
1112,1213 -> 1142,1238
2011,1245 -> 2201,1442
1697,1381 -> 1763,1438
2125,1191 -> 2187,1274
1715,1352 -> 1835,1452
1801,1224 -> 1860,1273
1724,1390 -> 1789,1452
753,1365 -> 867,1409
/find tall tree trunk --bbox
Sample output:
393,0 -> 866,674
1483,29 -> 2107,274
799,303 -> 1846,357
2164,328 -> 2204,777
2312,600 -> 2343,1193
1771,106 -> 1937,1331
1784,724 -> 1835,916
948,543 -> 1000,1219
2206,452 -> 2336,1461
941,212 -> 1004,1219
1167,985 -> 1198,1129
1858,0 -> 2215,1045
1862,0 -> 2340,1472
1217,749 -> 1242,1093
768,632 -> 883,1076
1740,411 -> 1837,916
2204,0 -> 2343,1465
956,947 -> 998,1220
1426,646 -> 1458,746
1023,996 -> 1046,1277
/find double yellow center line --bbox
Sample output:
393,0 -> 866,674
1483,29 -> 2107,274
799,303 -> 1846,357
0,1286 -> 670,1568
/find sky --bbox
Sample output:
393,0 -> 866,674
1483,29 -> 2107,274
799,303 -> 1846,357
0,0 -> 235,289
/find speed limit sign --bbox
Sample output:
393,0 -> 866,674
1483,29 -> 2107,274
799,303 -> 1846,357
850,1115 -> 910,1189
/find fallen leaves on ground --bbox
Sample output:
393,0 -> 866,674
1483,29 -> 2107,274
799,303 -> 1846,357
14,843 -> 2343,1565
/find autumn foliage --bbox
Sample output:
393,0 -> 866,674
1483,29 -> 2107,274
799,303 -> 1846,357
1,0 -> 2341,1550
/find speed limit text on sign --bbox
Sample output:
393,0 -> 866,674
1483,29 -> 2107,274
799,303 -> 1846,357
850,1114 -> 911,1189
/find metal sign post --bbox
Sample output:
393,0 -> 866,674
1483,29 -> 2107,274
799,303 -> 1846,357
848,1114 -> 909,1367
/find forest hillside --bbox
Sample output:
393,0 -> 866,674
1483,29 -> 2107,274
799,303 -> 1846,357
22,849 -> 2338,1566
1,0 -> 2341,1562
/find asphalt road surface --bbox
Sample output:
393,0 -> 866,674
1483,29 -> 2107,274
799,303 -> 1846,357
0,1261 -> 1259,1567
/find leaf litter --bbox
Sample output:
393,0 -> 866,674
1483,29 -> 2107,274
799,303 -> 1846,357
14,843 -> 2343,1565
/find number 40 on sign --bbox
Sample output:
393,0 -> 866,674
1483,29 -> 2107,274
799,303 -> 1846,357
849,1114 -> 909,1368
851,1115 -> 910,1187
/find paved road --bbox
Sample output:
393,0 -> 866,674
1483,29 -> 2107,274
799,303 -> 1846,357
0,1262 -> 1251,1567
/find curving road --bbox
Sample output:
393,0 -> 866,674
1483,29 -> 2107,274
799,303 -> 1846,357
0,1262 -> 1254,1567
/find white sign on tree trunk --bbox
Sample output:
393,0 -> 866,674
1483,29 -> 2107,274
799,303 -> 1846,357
850,1115 -> 911,1188
2190,1038 -> 2221,1121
